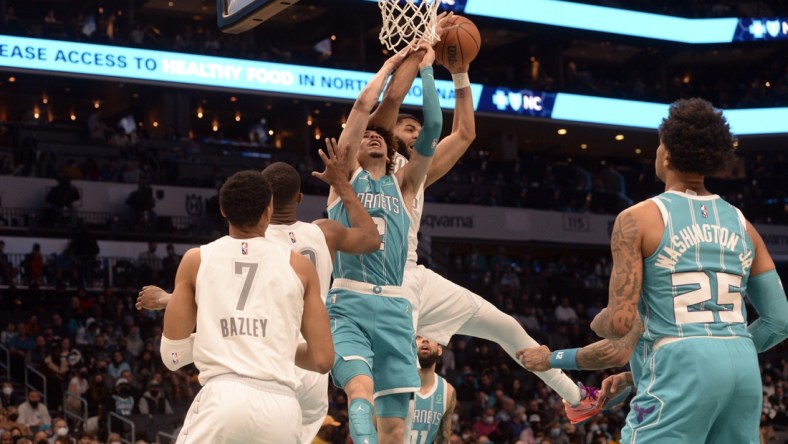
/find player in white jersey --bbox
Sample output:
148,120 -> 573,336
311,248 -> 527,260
379,66 -> 589,412
138,144 -> 380,443
263,154 -> 380,444
159,170 -> 334,443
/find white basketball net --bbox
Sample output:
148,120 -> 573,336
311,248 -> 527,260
378,0 -> 441,52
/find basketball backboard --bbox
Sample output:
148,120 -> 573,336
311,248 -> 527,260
217,0 -> 300,34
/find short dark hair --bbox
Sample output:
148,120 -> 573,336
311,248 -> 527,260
658,98 -> 735,176
219,170 -> 272,228
366,125 -> 396,174
261,162 -> 301,210
397,113 -> 421,125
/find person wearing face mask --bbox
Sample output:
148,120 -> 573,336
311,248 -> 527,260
0,382 -> 21,408
137,381 -> 173,415
17,391 -> 51,434
472,407 -> 499,439
32,430 -> 49,444
66,367 -> 90,416
107,378 -> 137,439
0,407 -> 32,437
48,418 -> 70,444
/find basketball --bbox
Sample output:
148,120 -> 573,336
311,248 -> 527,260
434,15 -> 481,70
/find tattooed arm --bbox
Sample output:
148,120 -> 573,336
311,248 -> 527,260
591,208 -> 644,340
519,318 -> 642,371
436,383 -> 457,444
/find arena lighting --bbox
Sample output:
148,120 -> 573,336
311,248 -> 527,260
615,134 -> 625,141
362,0 -> 788,43
557,128 -> 567,135
1,35 -> 787,135
580,144 -> 588,150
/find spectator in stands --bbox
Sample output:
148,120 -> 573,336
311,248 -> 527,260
22,244 -> 45,285
553,297 -> 578,323
17,391 -> 51,434
0,323 -> 16,346
67,226 -> 100,287
50,417 -> 70,443
108,351 -> 131,382
465,246 -> 488,281
160,244 -> 180,289
43,343 -> 70,410
87,110 -> 107,141
61,159 -> 84,181
105,433 -> 122,444
0,240 -> 13,284
44,176 -> 81,228
66,367 -> 90,416
473,407 -> 500,438
26,336 -> 48,369
0,406 -> 31,436
0,384 -> 20,410
137,380 -> 173,415
125,182 -> 156,230
136,242 -> 161,284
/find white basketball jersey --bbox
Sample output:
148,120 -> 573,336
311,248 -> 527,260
266,222 -> 333,302
392,152 -> 424,266
193,236 -> 304,389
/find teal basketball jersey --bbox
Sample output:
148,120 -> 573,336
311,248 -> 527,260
641,191 -> 753,341
328,167 -> 412,286
411,375 -> 447,444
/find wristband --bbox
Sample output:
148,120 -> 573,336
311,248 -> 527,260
452,72 -> 470,89
549,348 -> 580,370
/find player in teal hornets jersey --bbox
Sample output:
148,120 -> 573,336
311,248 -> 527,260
327,169 -> 409,286
411,336 -> 455,444
586,98 -> 788,444
326,43 -> 443,444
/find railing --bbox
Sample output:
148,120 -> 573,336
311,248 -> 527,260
156,431 -> 176,444
24,364 -> 47,404
0,343 -> 9,381
108,412 -> 136,444
63,392 -> 88,426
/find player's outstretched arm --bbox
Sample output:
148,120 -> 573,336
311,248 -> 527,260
313,138 -> 380,257
518,318 -> 642,372
744,221 -> 788,352
336,50 -> 411,177
292,251 -> 334,373
591,207 -> 644,340
398,45 -> 442,197
425,65 -> 475,188
436,383 -> 457,444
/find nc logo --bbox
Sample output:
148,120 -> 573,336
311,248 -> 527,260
508,92 -> 522,112
766,20 -> 781,37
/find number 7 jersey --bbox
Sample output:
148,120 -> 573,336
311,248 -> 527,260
643,191 -> 754,341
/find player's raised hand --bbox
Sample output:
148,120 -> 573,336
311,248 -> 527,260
596,372 -> 632,409
516,345 -> 553,372
434,11 -> 454,38
312,138 -> 349,186
136,285 -> 170,311
417,42 -> 436,69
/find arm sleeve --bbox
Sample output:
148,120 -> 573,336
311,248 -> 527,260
746,269 -> 788,353
413,66 -> 443,158
160,334 -> 195,371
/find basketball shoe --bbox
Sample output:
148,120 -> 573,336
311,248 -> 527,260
564,382 -> 632,424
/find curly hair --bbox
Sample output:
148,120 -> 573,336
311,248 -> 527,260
366,125 -> 397,174
219,170 -> 272,228
261,162 -> 300,210
658,98 -> 735,176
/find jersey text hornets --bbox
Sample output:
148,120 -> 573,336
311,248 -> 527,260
357,192 -> 401,213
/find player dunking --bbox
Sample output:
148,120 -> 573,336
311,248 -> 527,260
411,336 -> 455,444
582,98 -> 788,443
138,142 -> 381,444
159,170 -> 334,443
326,44 -> 441,444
